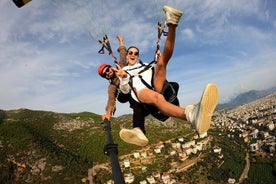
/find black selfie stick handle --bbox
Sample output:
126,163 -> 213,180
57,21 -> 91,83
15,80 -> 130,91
102,119 -> 125,184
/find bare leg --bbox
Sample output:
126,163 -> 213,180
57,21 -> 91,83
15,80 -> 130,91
163,24 -> 176,65
154,25 -> 176,93
138,88 -> 186,120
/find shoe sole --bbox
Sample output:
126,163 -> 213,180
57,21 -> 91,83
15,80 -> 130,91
163,5 -> 183,16
197,83 -> 219,134
119,129 -> 148,147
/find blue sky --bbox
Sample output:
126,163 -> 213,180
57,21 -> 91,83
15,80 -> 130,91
1,0 -> 275,116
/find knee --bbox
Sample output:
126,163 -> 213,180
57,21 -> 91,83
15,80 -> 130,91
156,63 -> 166,71
138,89 -> 165,105
152,92 -> 165,105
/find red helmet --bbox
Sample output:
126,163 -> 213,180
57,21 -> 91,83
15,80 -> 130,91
98,63 -> 111,77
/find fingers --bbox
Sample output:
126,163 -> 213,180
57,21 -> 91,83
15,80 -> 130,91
116,35 -> 124,42
111,63 -> 127,78
102,114 -> 111,121
112,67 -> 118,72
114,63 -> 121,70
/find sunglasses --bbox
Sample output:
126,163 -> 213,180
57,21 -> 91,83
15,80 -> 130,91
128,51 -> 139,56
102,67 -> 111,78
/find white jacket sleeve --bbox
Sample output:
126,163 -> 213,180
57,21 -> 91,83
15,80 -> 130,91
119,74 -> 131,94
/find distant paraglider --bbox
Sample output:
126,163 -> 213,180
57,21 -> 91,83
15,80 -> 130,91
13,0 -> 32,8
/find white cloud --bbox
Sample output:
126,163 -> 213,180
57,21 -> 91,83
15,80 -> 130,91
181,28 -> 195,40
0,0 -> 275,116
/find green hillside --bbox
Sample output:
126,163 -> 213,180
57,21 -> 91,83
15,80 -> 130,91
0,109 -> 189,183
1,107 -> 275,183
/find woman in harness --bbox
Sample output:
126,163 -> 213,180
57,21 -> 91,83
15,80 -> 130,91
117,6 -> 219,143
98,35 -> 150,147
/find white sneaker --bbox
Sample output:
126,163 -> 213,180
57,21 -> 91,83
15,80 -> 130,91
163,5 -> 183,26
185,83 -> 219,134
119,128 -> 149,146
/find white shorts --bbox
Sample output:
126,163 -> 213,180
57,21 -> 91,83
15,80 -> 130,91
130,68 -> 154,102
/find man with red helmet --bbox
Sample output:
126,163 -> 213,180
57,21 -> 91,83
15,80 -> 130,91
98,35 -> 149,147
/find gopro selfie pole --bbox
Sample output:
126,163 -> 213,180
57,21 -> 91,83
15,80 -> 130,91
102,119 -> 125,184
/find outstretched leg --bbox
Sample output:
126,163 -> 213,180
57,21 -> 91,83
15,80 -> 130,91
138,88 -> 186,119
138,83 -> 219,135
154,6 -> 183,93
154,25 -> 177,93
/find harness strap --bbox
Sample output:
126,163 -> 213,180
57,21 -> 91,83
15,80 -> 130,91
137,60 -> 156,74
138,59 -> 146,66
125,65 -> 145,72
138,67 -> 155,91
139,75 -> 153,90
124,62 -> 155,100
124,70 -> 140,102
124,60 -> 150,73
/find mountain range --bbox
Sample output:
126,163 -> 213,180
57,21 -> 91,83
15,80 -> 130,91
217,86 -> 276,110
